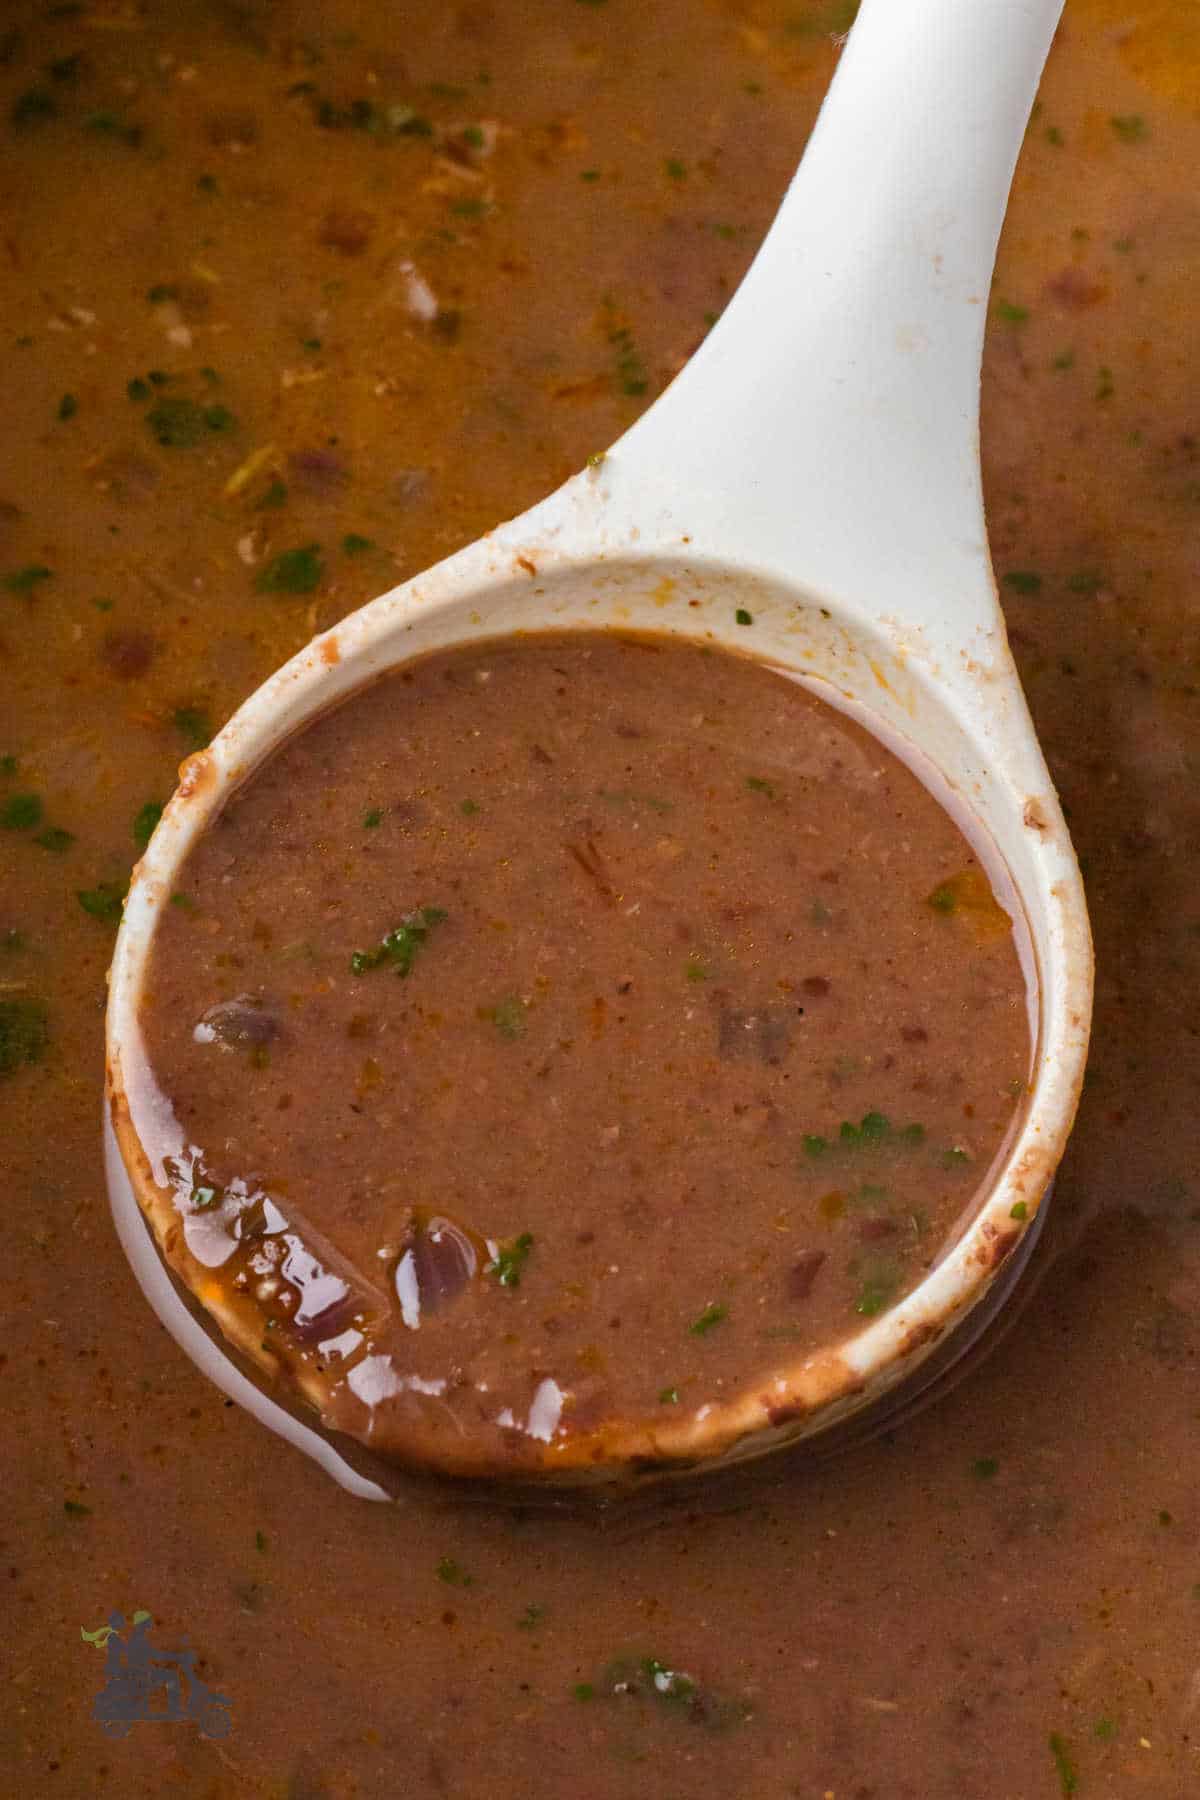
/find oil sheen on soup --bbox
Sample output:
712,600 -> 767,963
136,632 -> 1031,1471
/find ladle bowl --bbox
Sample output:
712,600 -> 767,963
105,0 -> 1092,1494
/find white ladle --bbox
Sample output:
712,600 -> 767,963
106,0 -> 1092,1495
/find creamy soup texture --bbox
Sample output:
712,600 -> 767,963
4,0 -> 1200,1794
138,633 -> 1029,1474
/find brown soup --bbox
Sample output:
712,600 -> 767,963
6,0 -> 1198,1791
138,633 -> 1029,1471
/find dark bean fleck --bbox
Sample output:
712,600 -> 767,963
102,629 -> 155,680
788,1249 -> 827,1301
320,207 -> 375,254
195,993 -> 280,1051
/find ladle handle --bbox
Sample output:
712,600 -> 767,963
616,0 -> 1064,628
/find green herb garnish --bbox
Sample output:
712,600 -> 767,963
133,801 -> 163,848
0,997 -> 49,1075
854,1258 -> 899,1317
256,477 -> 288,509
34,826 -> 74,853
517,1604 -> 546,1630
173,706 -> 212,751
1110,114 -> 1147,143
342,533 -> 374,555
972,1456 -> 999,1480
1010,1201 -> 1029,1221
659,1387 -> 680,1405
994,299 -> 1029,324
361,807 -> 383,829
77,880 -> 127,924
1003,570 -> 1042,594
487,1232 -> 533,1289
256,544 -> 324,594
12,89 -> 57,129
745,775 -> 775,798
350,905 -> 447,978
605,309 -> 648,397
689,1301 -> 727,1336
2,792 -> 43,830
63,1499 -> 92,1519
488,996 -> 527,1041
58,392 -> 78,421
146,395 -> 226,448
190,1185 -> 221,1210
1048,1732 -> 1079,1795
735,607 -> 753,625
4,565 -> 53,595
436,1556 -> 472,1586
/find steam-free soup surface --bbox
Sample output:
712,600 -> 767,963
5,0 -> 1200,1793
139,634 -> 1028,1469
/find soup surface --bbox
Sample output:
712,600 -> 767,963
137,633 -> 1029,1471
4,0 -> 1199,1794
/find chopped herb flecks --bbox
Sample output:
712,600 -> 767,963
34,826 -> 74,853
350,905 -> 447,978
173,706 -> 212,751
604,305 -> 648,397
4,565 -> 53,595
994,299 -> 1029,324
854,1257 -> 899,1317
488,996 -> 527,1040
256,544 -> 324,594
690,1301 -> 727,1336
146,395 -> 236,448
802,1114 -> 925,1158
436,1556 -> 473,1586
77,880 -> 127,924
487,1232 -> 533,1289
579,1654 -> 752,1731
133,801 -> 164,848
1049,1731 -> 1079,1795
1,792 -> 43,831
0,997 -> 49,1076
